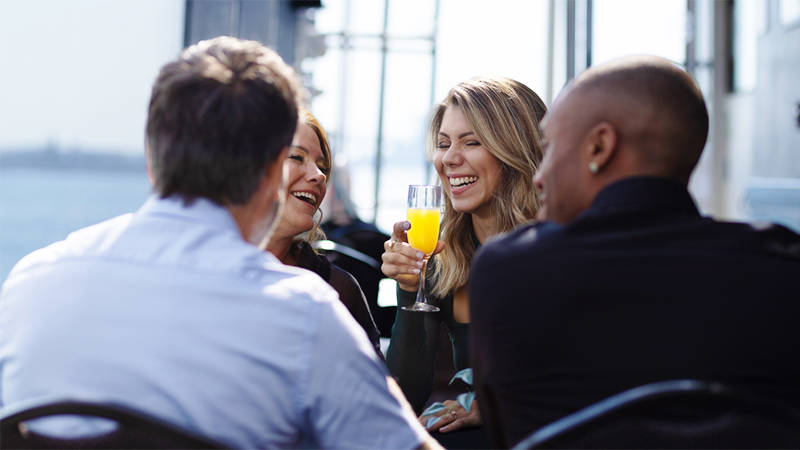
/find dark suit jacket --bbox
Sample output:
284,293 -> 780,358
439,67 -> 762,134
469,176 -> 800,448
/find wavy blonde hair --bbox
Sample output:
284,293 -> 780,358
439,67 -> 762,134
427,77 -> 546,298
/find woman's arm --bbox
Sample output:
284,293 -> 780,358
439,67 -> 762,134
385,283 -> 442,414
381,220 -> 446,413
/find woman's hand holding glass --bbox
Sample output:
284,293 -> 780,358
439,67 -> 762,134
381,221 -> 445,293
402,185 -> 443,312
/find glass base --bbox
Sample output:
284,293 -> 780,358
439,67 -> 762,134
402,302 -> 440,313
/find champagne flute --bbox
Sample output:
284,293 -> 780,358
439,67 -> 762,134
403,185 -> 442,312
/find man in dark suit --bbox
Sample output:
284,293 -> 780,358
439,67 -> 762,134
469,55 -> 800,448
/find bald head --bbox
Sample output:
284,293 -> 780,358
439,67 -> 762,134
567,56 -> 709,183
535,56 -> 709,224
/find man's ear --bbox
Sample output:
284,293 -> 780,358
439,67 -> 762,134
144,141 -> 155,185
251,147 -> 289,248
585,121 -> 618,173
264,146 -> 289,202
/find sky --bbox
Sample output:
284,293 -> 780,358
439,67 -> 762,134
0,0 -> 184,154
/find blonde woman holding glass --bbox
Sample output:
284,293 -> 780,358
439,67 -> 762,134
381,77 -> 546,444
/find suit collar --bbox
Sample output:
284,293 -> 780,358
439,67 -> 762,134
580,176 -> 699,219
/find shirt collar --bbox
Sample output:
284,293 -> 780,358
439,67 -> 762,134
137,194 -> 242,236
581,176 -> 700,219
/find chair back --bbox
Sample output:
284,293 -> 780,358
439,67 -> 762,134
1,400 -> 226,449
513,379 -> 800,449
313,239 -> 381,269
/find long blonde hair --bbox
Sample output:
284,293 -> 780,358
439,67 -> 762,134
427,77 -> 546,298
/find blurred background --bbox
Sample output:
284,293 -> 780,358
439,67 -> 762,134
1,0 -> 799,283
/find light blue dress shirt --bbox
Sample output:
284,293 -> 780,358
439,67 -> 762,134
0,195 -> 427,449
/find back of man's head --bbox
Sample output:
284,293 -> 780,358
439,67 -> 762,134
571,56 -> 709,183
535,56 -> 709,224
146,36 -> 303,206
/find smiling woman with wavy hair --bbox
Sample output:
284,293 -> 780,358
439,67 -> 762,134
381,76 -> 546,444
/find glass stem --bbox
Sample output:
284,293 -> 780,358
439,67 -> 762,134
415,256 -> 429,305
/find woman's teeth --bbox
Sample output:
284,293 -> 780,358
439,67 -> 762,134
292,191 -> 317,205
449,176 -> 477,188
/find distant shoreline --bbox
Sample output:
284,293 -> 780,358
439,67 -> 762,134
0,149 -> 145,172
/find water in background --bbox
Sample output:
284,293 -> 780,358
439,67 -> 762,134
0,164 -> 411,285
0,168 -> 151,283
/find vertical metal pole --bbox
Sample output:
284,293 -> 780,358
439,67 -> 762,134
373,0 -> 391,223
711,0 -> 732,216
183,0 -> 193,46
686,0 -> 697,75
230,0 -> 241,36
566,0 -> 576,81
426,0 -> 440,184
585,0 -> 593,69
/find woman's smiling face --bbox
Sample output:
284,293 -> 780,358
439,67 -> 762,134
281,123 -> 330,235
433,105 -> 502,216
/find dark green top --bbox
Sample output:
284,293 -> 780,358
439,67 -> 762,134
385,259 -> 471,413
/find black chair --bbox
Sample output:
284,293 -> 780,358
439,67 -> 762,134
512,379 -> 800,449
1,400 -> 227,449
313,239 -> 382,270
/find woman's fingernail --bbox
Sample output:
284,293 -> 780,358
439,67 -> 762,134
416,260 -> 424,268
412,268 -> 420,274
403,221 -> 411,230
416,251 -> 424,259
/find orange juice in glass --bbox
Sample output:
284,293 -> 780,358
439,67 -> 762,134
407,208 -> 441,256
404,185 -> 442,312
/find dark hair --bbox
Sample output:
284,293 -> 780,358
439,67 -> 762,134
146,36 -> 304,205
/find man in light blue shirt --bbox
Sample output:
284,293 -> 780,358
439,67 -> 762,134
0,37 -> 436,450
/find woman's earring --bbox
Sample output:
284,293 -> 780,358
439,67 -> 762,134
588,161 -> 599,174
